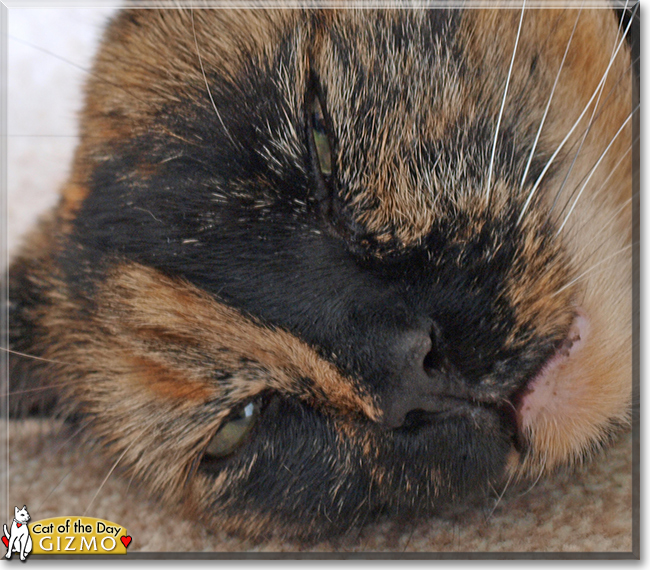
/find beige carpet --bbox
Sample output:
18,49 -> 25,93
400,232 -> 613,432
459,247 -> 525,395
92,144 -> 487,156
1,419 -> 634,555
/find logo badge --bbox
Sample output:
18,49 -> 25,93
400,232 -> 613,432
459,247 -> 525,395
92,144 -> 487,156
3,509 -> 131,558
29,517 -> 130,555
3,506 -> 33,561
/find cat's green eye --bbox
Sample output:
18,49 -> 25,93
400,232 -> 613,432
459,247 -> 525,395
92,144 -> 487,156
311,96 -> 332,177
205,401 -> 260,458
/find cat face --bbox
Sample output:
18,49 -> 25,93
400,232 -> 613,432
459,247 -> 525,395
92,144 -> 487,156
14,507 -> 29,524
9,7 -> 635,540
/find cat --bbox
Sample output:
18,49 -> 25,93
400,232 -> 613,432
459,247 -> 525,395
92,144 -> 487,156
7,5 -> 637,543
3,506 -> 33,561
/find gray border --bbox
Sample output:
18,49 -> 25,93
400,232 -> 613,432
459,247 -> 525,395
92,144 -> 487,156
630,0 -> 640,560
0,0 -> 640,8
25,551 -> 641,559
0,0 -> 640,560
0,1 -> 8,539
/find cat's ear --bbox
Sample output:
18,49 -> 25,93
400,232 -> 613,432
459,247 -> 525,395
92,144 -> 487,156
22,506 -> 26,511
14,507 -> 18,515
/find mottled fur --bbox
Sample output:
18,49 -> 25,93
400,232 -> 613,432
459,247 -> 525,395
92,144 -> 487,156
8,6 -> 635,541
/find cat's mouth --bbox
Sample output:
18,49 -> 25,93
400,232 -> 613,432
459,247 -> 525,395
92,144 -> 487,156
393,397 -> 524,461
394,311 -> 589,454
398,397 -> 509,426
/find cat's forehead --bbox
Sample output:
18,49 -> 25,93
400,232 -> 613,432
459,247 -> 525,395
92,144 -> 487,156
301,8 -> 624,247
315,10 -> 462,109
88,7 -> 626,251
312,10 -> 468,246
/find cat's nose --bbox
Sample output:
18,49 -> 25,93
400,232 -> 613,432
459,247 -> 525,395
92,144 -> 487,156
377,326 -> 445,429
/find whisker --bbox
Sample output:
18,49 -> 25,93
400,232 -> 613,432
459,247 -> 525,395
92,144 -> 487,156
555,104 -> 638,236
518,459 -> 547,498
556,192 -> 639,296
519,5 -> 583,191
31,429 -> 95,514
34,470 -> 74,514
487,467 -> 515,522
583,136 -> 637,204
558,52 -> 639,178
402,497 -> 423,553
485,0 -> 526,204
8,34 -> 147,107
2,349 -> 89,400
190,8 -> 236,147
22,423 -> 87,510
83,447 -> 133,516
532,52 -> 637,228
1,347 -> 66,366
575,192 -> 636,262
123,468 -> 139,503
548,0 -> 631,214
552,119 -> 637,226
549,136 -> 636,228
2,380 -> 88,399
551,242 -> 635,298
559,192 -> 636,285
82,421 -> 155,516
516,2 -> 638,225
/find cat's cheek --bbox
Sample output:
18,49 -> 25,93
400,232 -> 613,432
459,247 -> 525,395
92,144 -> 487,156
187,471 -> 261,537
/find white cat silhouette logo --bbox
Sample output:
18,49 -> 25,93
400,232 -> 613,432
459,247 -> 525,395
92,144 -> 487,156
3,506 -> 33,561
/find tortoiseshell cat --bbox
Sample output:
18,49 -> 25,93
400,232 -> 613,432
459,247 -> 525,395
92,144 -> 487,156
8,5 -> 636,541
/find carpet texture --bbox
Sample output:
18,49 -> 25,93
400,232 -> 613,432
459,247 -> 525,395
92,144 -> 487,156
5,6 -> 636,557
1,420 -> 633,554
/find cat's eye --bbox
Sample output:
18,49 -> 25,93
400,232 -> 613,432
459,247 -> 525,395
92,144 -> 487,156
204,401 -> 260,458
311,96 -> 332,177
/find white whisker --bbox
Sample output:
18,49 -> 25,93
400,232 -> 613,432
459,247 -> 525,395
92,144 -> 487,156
556,104 -> 638,236
550,134 -> 635,228
487,468 -> 516,522
520,5 -> 582,191
82,421 -> 155,516
551,243 -> 634,298
1,347 -> 65,366
486,0 -> 526,203
83,447 -> 133,516
190,8 -> 235,146
519,459 -> 547,498
2,384 -> 70,399
8,34 -> 146,107
31,424 -> 87,512
573,193 -> 635,265
516,3 -> 638,225
577,137 -> 637,207
35,471 -> 74,514
549,0 -> 630,213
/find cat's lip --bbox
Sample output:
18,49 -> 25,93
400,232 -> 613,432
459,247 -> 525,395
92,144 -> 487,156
396,394 -> 513,435
392,311 -> 589,436
400,396 -> 489,424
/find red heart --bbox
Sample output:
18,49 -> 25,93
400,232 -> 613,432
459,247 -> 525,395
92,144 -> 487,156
120,536 -> 132,548
2,536 -> 8,548
16,524 -> 21,528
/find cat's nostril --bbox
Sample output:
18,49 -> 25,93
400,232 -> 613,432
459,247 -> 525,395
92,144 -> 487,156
398,329 -> 433,374
422,332 -> 443,375
401,408 -> 437,430
378,325 -> 446,429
